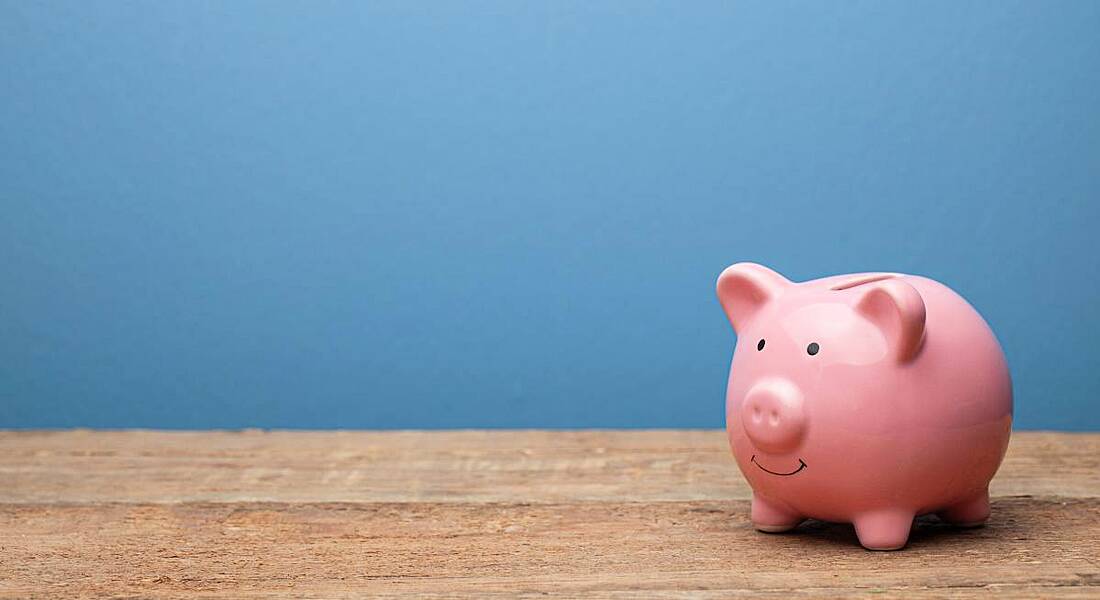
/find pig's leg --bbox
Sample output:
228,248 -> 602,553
852,509 -> 914,551
751,493 -> 803,532
937,488 -> 990,527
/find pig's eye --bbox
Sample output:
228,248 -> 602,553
756,339 -> 766,351
807,342 -> 820,356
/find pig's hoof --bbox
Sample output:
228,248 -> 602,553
864,542 -> 905,551
853,510 -> 914,551
937,489 -> 990,528
750,493 -> 802,534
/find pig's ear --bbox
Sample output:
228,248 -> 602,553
856,279 -> 926,363
716,263 -> 790,333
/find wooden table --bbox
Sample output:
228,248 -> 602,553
1,430 -> 1097,598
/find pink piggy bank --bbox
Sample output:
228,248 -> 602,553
716,263 -> 1012,550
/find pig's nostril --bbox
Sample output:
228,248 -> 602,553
769,411 -> 779,425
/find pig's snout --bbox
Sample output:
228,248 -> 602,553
741,379 -> 806,454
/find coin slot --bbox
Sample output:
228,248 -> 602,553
830,274 -> 897,291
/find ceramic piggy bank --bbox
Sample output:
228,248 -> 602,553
716,263 -> 1012,550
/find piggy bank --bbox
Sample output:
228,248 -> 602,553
716,263 -> 1012,550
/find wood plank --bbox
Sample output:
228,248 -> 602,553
0,430 -> 1096,503
0,430 -> 1097,598
1,498 -> 1097,598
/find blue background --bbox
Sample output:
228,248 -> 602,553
2,1 -> 1098,430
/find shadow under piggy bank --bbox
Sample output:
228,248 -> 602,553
758,508 -> 1015,553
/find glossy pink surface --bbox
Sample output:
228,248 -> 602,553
716,263 -> 1012,550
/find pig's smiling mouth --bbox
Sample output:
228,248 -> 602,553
750,454 -> 807,477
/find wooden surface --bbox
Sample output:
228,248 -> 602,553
0,430 -> 1097,598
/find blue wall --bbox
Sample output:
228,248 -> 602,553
2,1 -> 1098,430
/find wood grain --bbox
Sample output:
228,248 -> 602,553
0,430 -> 1097,598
